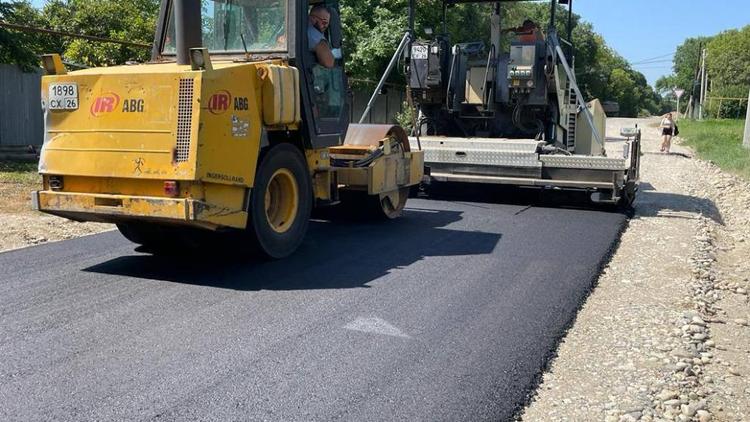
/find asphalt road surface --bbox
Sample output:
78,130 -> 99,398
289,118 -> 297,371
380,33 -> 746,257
0,194 -> 626,421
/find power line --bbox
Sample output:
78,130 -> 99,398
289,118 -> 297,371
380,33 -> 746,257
631,62 -> 674,67
630,65 -> 673,70
0,21 -> 151,48
630,52 -> 674,65
631,59 -> 673,65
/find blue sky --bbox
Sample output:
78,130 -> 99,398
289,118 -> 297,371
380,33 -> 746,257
30,0 -> 749,88
574,0 -> 750,87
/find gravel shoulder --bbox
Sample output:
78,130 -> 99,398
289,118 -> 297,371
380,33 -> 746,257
522,117 -> 750,422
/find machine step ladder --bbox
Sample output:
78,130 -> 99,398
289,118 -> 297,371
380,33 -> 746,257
566,81 -> 577,152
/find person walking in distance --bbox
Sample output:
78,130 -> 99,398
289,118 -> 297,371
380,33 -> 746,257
659,113 -> 676,153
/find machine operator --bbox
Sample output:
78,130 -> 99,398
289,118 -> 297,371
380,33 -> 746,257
502,19 -> 545,42
308,5 -> 334,68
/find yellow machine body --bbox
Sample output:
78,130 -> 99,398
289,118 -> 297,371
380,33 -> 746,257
33,59 -> 423,231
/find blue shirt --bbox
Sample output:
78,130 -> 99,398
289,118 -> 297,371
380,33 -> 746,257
308,25 -> 326,51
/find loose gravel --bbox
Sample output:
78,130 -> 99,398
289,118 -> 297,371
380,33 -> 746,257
522,117 -> 750,422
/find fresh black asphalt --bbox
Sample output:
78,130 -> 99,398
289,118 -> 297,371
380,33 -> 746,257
0,196 -> 626,421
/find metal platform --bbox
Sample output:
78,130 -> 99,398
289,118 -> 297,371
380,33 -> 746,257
539,155 -> 628,170
409,136 -> 628,171
409,136 -> 542,169
412,136 -> 541,153
409,135 -> 633,194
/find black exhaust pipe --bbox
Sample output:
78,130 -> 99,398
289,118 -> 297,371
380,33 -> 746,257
174,0 -> 202,65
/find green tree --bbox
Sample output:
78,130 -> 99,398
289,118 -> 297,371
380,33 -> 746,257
706,25 -> 750,88
672,36 -> 708,94
663,25 -> 750,118
340,0 -> 409,85
340,0 -> 493,85
704,26 -> 750,118
0,1 -> 61,71
656,35 -> 710,113
607,68 -> 637,116
42,0 -> 158,66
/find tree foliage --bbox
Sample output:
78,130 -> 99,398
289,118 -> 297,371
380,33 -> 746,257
658,26 -> 750,118
340,0 -> 409,84
706,26 -> 750,89
42,0 -> 159,66
654,36 -> 706,103
0,1 -> 62,71
0,0 -> 157,70
705,26 -> 750,118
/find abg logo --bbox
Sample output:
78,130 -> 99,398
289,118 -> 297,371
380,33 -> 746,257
208,90 -> 232,115
90,93 -> 121,117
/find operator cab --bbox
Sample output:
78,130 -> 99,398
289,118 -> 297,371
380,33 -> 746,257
153,0 -> 349,149
159,0 -> 289,57
300,1 -> 348,147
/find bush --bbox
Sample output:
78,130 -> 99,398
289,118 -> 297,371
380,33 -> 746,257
704,85 -> 749,119
394,101 -> 415,133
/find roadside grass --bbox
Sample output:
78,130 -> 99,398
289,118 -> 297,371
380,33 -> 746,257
0,161 -> 41,214
0,161 -> 40,184
678,119 -> 750,181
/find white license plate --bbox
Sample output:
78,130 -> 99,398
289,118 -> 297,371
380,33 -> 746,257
48,83 -> 79,110
411,45 -> 428,60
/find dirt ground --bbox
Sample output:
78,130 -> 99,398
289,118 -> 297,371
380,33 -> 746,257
0,174 -> 112,253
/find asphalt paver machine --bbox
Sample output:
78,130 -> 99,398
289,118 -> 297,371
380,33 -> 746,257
372,0 -> 640,205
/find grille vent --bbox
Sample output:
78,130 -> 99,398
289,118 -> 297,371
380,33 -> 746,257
175,78 -> 194,162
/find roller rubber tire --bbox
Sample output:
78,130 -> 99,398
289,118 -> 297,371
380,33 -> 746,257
247,143 -> 312,259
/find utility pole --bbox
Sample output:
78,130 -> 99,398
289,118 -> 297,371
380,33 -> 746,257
743,87 -> 750,149
698,48 -> 708,120
674,88 -> 685,118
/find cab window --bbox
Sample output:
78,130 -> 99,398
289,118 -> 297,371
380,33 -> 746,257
162,0 -> 287,54
307,4 -> 343,120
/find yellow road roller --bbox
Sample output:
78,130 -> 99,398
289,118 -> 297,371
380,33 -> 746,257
33,0 -> 423,258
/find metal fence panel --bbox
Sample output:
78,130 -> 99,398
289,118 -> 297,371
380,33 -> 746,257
0,64 -> 43,146
350,83 -> 405,125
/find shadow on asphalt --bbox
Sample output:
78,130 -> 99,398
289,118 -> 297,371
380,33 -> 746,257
419,182 -> 624,213
83,208 -> 502,290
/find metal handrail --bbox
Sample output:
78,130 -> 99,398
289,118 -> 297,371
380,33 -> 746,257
550,35 -> 604,151
481,44 -> 495,109
359,31 -> 412,124
558,37 -> 573,48
445,45 -> 460,113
